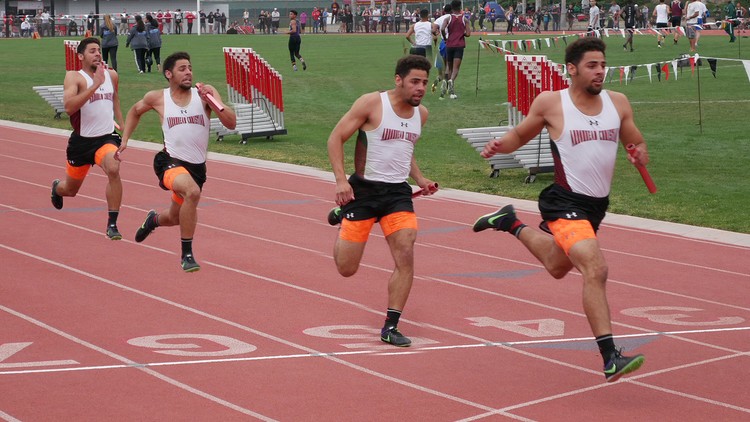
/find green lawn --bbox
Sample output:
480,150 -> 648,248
1,32 -> 748,233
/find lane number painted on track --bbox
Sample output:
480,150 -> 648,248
303,325 -> 439,349
466,317 -> 565,337
127,334 -> 257,356
0,342 -> 79,368
621,306 -> 745,326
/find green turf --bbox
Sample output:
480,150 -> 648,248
1,32 -> 748,233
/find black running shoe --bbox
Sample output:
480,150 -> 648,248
327,207 -> 342,226
473,205 -> 518,232
106,225 -> 122,240
51,179 -> 63,210
135,210 -> 157,243
302,61 -> 307,71
604,349 -> 645,382
381,326 -> 412,347
181,254 -> 201,272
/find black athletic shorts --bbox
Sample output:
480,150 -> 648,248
340,173 -> 413,222
670,16 -> 682,27
445,46 -> 465,62
153,149 -> 207,191
66,132 -> 121,167
538,183 -> 609,232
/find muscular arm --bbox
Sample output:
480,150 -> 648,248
409,104 -> 436,193
327,92 -> 379,206
118,90 -> 162,155
481,90 -> 556,158
197,83 -> 236,130
610,91 -> 649,166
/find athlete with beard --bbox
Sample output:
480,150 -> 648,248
472,38 -> 650,382
119,51 -> 236,272
51,37 -> 125,241
326,55 -> 438,347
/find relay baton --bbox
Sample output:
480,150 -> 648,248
412,183 -> 439,198
626,144 -> 657,194
195,83 -> 224,112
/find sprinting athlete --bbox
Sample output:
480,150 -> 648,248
51,37 -> 125,240
473,38 -> 649,382
326,55 -> 438,347
119,51 -> 236,272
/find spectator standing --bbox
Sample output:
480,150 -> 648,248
588,0 -> 601,33
100,14 -> 119,71
199,10 -> 206,33
145,14 -> 162,73
126,15 -> 149,74
331,2 -> 340,24
206,11 -> 214,34
119,10 -> 129,35
164,10 -> 172,34
300,11 -> 307,33
312,7 -> 321,33
185,10 -> 195,34
271,8 -> 280,34
609,0 -> 621,29
175,9 -> 183,35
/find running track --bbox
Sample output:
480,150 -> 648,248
1,120 -> 749,421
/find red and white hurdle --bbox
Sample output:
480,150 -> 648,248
211,47 -> 286,143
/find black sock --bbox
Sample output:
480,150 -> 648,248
383,308 -> 401,329
181,238 -> 193,258
596,334 -> 616,364
108,211 -> 119,227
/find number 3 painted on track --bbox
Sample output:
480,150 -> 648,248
621,306 -> 744,326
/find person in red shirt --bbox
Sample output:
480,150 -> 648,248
164,10 -> 172,34
185,11 -> 195,34
156,10 -> 164,33
312,7 -> 321,33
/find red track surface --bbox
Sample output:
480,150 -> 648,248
1,121 -> 749,421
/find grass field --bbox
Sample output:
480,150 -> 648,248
1,31 -> 748,233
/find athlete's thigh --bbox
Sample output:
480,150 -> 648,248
169,171 -> 199,195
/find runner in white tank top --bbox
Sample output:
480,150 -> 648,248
161,87 -> 210,164
327,55 -> 438,348
73,69 -> 115,137
120,51 -> 236,272
51,37 -> 125,241
554,88 -> 620,198
473,38 -> 651,382
363,91 -> 421,184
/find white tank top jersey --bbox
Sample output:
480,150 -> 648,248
73,69 -> 114,137
554,89 -> 620,198
363,91 -> 421,183
161,88 -> 210,164
414,21 -> 433,46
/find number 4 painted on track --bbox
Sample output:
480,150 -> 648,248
0,342 -> 78,368
466,317 -> 565,337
